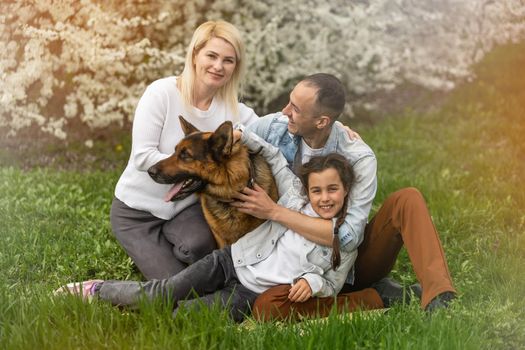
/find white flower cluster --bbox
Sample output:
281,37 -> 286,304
0,0 -> 188,139
1,0 -> 524,140
223,0 -> 525,112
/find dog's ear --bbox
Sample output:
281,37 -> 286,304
179,115 -> 200,135
209,121 -> 233,161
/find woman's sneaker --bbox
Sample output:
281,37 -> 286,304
54,279 -> 104,301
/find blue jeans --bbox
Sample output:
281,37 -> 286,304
97,247 -> 259,322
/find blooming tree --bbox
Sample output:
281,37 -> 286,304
1,0 -> 524,140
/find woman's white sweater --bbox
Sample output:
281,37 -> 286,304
115,76 -> 259,219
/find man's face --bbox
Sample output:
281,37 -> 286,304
282,82 -> 320,138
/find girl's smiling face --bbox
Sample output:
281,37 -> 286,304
307,167 -> 348,219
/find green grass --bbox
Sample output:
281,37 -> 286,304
1,43 -> 525,349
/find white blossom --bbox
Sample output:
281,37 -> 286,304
0,0 -> 524,140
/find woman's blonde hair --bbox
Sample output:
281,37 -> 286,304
179,20 -> 246,120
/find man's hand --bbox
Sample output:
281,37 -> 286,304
231,183 -> 279,220
233,183 -> 334,246
288,279 -> 312,302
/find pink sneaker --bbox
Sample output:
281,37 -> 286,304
54,279 -> 104,301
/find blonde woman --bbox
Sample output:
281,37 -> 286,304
111,21 -> 259,279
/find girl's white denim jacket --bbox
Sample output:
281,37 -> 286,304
231,131 -> 357,297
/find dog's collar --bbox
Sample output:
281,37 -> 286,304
247,148 -> 262,190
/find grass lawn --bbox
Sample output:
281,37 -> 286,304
1,44 -> 524,349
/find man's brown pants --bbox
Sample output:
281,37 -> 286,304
253,187 -> 456,321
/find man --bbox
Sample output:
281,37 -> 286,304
233,73 -> 456,320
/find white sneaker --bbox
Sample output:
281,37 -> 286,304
53,279 -> 104,301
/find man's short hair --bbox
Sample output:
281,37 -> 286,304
301,73 -> 346,122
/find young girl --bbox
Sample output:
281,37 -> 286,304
55,133 -> 356,323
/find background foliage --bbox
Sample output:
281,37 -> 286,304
1,0 -> 525,140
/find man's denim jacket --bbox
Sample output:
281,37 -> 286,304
231,131 -> 357,297
244,113 -> 377,283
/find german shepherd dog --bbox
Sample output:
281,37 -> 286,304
148,116 -> 278,247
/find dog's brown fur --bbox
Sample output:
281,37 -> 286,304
148,116 -> 278,247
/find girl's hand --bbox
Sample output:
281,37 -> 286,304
288,278 -> 312,302
233,130 -> 242,143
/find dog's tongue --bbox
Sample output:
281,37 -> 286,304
164,182 -> 183,202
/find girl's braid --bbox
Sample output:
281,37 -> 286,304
331,194 -> 349,270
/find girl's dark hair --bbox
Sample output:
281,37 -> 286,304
298,153 -> 355,270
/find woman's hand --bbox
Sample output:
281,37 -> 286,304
345,126 -> 361,140
288,279 -> 312,302
231,183 -> 279,220
335,121 -> 362,141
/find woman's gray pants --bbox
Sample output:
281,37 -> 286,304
97,247 -> 259,322
110,197 -> 217,279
